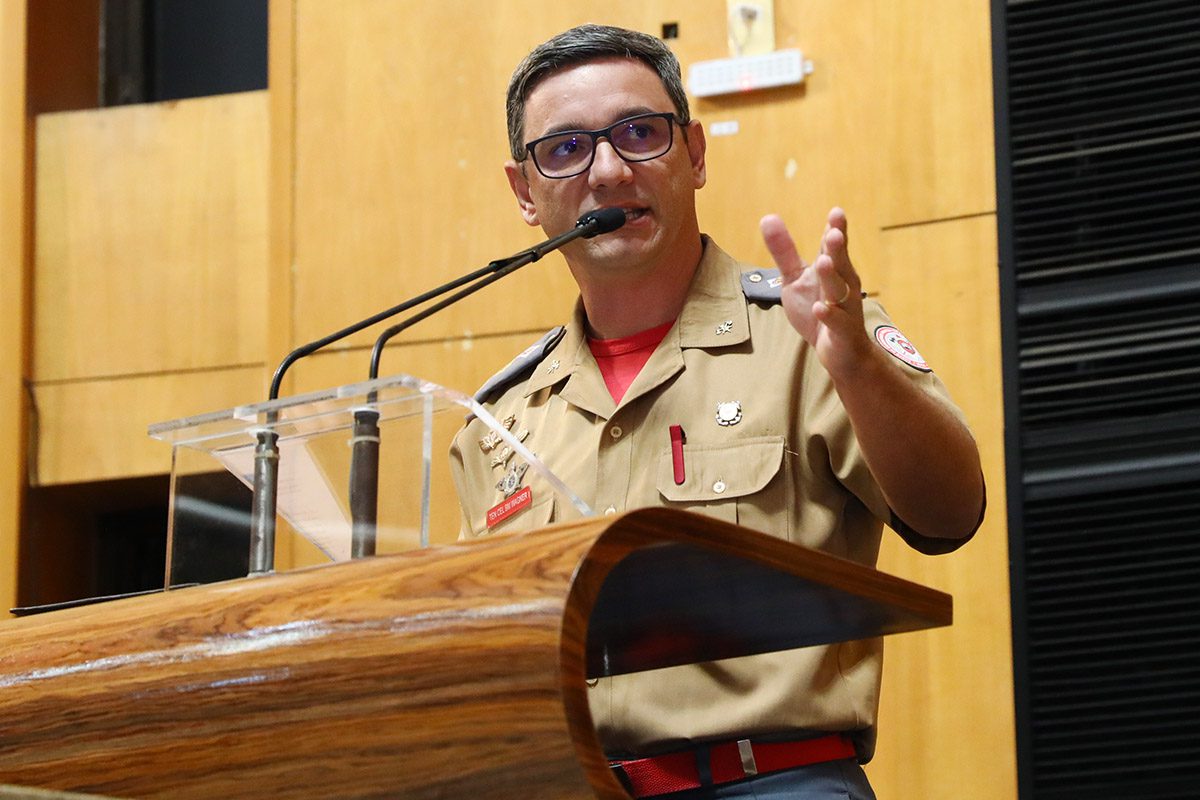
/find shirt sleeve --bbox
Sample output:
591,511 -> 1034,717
805,299 -> 983,554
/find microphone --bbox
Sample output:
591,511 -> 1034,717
578,206 -> 628,235
346,208 -> 627,557
249,208 -> 628,572
367,207 -> 627,380
519,206 -> 628,253
267,207 -> 627,401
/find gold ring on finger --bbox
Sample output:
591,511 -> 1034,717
824,283 -> 852,309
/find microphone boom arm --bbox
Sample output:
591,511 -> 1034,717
270,258 -> 508,400
251,207 -> 625,573
368,207 -> 626,380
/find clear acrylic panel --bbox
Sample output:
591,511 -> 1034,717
149,374 -> 591,587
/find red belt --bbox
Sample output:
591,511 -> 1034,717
609,734 -> 857,798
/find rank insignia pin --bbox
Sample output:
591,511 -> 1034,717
546,359 -> 561,373
716,401 -> 743,427
478,431 -> 502,453
715,320 -> 734,335
496,462 -> 529,498
490,446 -> 514,469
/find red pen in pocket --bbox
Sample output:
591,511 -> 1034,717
669,424 -> 686,485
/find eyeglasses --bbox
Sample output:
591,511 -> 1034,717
523,112 -> 681,179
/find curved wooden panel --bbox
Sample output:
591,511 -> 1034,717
0,525 -> 612,799
0,509 -> 949,799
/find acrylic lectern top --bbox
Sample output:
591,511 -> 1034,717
149,375 -> 591,582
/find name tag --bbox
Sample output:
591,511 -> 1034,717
486,486 -> 533,528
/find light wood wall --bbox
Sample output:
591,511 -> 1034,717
6,0 -> 1014,796
0,3 -> 30,617
867,5 -> 1013,797
30,94 -> 269,486
34,95 -> 268,383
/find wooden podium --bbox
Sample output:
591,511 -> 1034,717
0,509 -> 950,799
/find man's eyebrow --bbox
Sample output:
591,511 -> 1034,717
536,106 -> 660,138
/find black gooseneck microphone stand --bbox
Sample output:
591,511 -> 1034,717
248,207 -> 627,573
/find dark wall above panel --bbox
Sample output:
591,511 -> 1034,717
102,0 -> 268,106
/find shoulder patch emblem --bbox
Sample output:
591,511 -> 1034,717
874,325 -> 932,372
741,269 -> 784,304
473,326 -> 567,403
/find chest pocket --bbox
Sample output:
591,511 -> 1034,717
656,436 -> 788,536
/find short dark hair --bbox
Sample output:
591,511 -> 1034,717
506,24 -> 691,161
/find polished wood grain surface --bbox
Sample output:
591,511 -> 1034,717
0,787 -> 117,800
0,509 -> 949,799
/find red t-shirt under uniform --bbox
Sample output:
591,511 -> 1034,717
587,320 -> 675,404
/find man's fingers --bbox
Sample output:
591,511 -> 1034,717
810,255 -> 846,308
822,226 -> 860,290
828,207 -> 848,241
760,214 -> 808,283
824,227 -> 848,268
819,208 -> 847,256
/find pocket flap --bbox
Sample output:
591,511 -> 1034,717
657,436 -> 785,502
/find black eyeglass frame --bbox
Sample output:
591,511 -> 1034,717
522,112 -> 685,179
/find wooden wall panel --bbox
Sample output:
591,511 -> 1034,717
867,216 -> 1013,798
33,92 -> 268,382
692,3 -> 886,279
32,367 -> 264,486
864,4 -> 1010,793
291,2 -> 574,349
1,2 -> 30,615
876,0 -> 997,226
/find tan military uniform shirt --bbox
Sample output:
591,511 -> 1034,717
449,237 -> 974,759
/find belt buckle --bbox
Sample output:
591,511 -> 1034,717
736,739 -> 758,777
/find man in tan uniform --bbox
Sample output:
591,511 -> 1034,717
450,24 -> 985,799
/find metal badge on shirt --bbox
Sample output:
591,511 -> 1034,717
482,414 -> 535,527
478,414 -> 529,467
487,460 -> 532,528
716,400 -> 743,426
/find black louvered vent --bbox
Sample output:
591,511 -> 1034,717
994,1 -> 1200,797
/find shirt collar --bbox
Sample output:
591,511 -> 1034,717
675,236 -> 751,349
522,235 -> 750,401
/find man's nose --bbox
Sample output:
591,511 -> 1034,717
588,140 -> 633,188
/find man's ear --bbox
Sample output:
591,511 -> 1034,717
504,160 -> 540,226
684,119 -> 707,190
